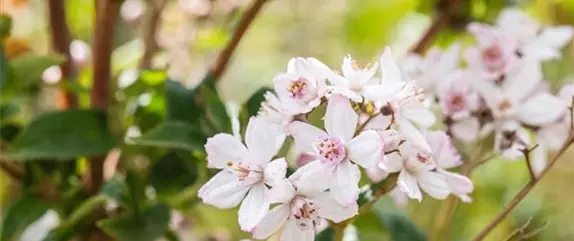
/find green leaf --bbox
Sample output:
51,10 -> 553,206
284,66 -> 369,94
164,230 -> 180,241
0,195 -> 50,241
0,102 -> 19,122
100,176 -> 130,207
245,87 -> 273,117
151,151 -> 198,197
3,54 -> 64,95
200,85 -> 231,133
2,109 -> 115,161
66,195 -> 107,226
131,121 -> 204,151
0,15 -> 11,38
126,171 -> 146,217
375,210 -> 426,241
139,69 -> 167,86
98,204 -> 171,241
40,227 -> 75,241
315,227 -> 334,241
0,44 -> 7,90
0,123 -> 21,143
165,80 -> 200,123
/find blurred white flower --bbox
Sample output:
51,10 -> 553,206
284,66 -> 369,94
20,210 -> 59,241
120,0 -> 145,21
42,66 -> 62,84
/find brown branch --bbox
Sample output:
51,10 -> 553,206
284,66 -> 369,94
471,134 -> 574,241
48,0 -> 78,109
0,162 -> 24,181
520,144 -> 539,181
411,0 -> 462,54
85,0 -> 121,195
210,0 -> 267,80
140,0 -> 166,69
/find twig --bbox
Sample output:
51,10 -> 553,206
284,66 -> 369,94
85,0 -> 120,195
517,222 -> 548,240
471,134 -> 574,241
467,153 -> 496,174
358,172 -> 399,214
48,0 -> 78,109
210,0 -> 267,80
0,162 -> 24,181
139,0 -> 166,69
503,217 -> 548,241
520,144 -> 539,181
503,217 -> 532,241
569,96 -> 574,133
411,0 -> 462,54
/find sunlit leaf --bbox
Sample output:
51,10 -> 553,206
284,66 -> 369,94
131,121 -> 204,151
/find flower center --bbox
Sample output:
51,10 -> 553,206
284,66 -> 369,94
288,78 -> 309,99
225,160 -> 261,181
416,152 -> 432,164
290,196 -> 318,230
315,136 -> 347,165
480,44 -> 507,72
448,94 -> 466,112
497,99 -> 512,112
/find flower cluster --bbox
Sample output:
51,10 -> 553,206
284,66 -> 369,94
196,7 -> 572,241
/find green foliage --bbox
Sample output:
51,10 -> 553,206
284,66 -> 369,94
165,80 -> 200,123
245,87 -> 273,117
100,176 -> 131,207
98,204 -> 171,241
3,110 -> 115,161
375,210 -> 427,241
132,121 -> 204,151
2,54 -> 64,96
0,195 -> 50,241
200,85 -> 231,133
0,102 -> 19,122
0,15 -> 11,38
150,151 -> 199,198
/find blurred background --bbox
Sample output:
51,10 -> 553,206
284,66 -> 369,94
0,0 -> 573,240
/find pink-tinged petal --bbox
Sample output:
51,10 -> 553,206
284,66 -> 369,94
367,166 -> 388,182
378,152 -> 404,173
325,95 -> 358,142
268,178 -> 296,204
469,79 -> 504,109
314,194 -> 358,223
291,161 -> 334,197
396,117 -> 432,153
263,158 -> 288,186
538,120 -> 570,150
245,117 -> 286,166
401,106 -> 436,128
239,183 -> 269,231
361,81 -> 405,103
251,204 -> 290,239
522,26 -> 573,61
364,114 -> 393,131
347,130 -> 382,168
328,85 -> 362,102
503,58 -> 541,102
379,129 -> 403,152
274,73 -> 297,101
517,92 -> 567,126
380,47 -> 403,85
530,144 -> 547,177
558,83 -> 574,103
197,171 -> 235,200
398,170 -> 422,201
438,170 -> 473,197
416,171 -> 450,200
205,133 -> 250,169
341,55 -> 356,80
198,173 -> 251,208
330,161 -> 361,206
281,220 -> 315,241
389,187 -> 409,208
451,118 -> 480,143
288,121 -> 328,153
496,8 -> 539,41
426,131 -> 462,169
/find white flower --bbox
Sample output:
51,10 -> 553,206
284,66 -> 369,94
288,95 -> 383,206
327,55 -> 381,102
378,142 -> 451,201
496,8 -> 573,61
257,91 -> 293,131
274,58 -> 330,115
198,117 -> 287,231
401,43 -> 460,95
20,210 -> 60,241
471,57 -> 567,127
251,168 -> 357,241
494,121 -> 531,160
426,131 -> 474,202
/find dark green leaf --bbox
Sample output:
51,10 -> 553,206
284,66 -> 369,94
0,195 -> 50,241
0,15 -> 11,38
66,195 -> 107,226
244,87 -> 273,117
151,151 -> 198,197
0,123 -> 21,142
163,230 -> 180,241
100,176 -> 130,207
315,227 -> 334,241
126,171 -> 146,217
375,210 -> 426,241
3,54 -> 64,95
0,44 -> 7,90
0,102 -> 19,122
200,86 -> 230,133
165,80 -> 200,123
3,109 -> 115,161
98,204 -> 171,241
131,121 -> 204,151
40,226 -> 75,241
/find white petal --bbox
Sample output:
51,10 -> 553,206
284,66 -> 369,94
361,81 -> 405,102
205,133 -> 250,169
378,152 -> 404,173
268,178 -> 297,204
416,171 -> 451,200
251,204 -> 290,239
245,117 -> 286,166
198,172 -> 251,208
239,183 -> 269,231
451,118 -> 480,143
328,85 -> 363,102
530,144 -> 547,177
517,92 -> 567,126
401,106 -> 436,128
396,117 -> 432,153
426,131 -> 462,169
288,121 -> 328,153
347,130 -> 383,168
330,161 -> 361,206
522,26 -> 573,60
314,194 -> 358,223
439,170 -> 473,196
398,170 -> 422,201
380,47 -> 403,85
289,160 -> 333,197
281,220 -> 315,241
470,79 -> 504,109
341,55 -> 356,79
364,114 -> 393,131
503,58 -> 541,102
325,95 -> 358,141
198,170 -> 234,199
263,158 -> 288,186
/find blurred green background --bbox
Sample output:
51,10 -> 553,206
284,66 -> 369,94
0,0 -> 573,240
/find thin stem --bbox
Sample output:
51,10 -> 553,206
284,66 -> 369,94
85,0 -> 120,195
0,162 -> 24,181
467,153 -> 496,174
210,0 -> 267,80
502,217 -> 532,241
411,0 -> 462,54
471,134 -> 574,241
48,0 -> 78,109
140,0 -> 166,69
521,144 -> 539,181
